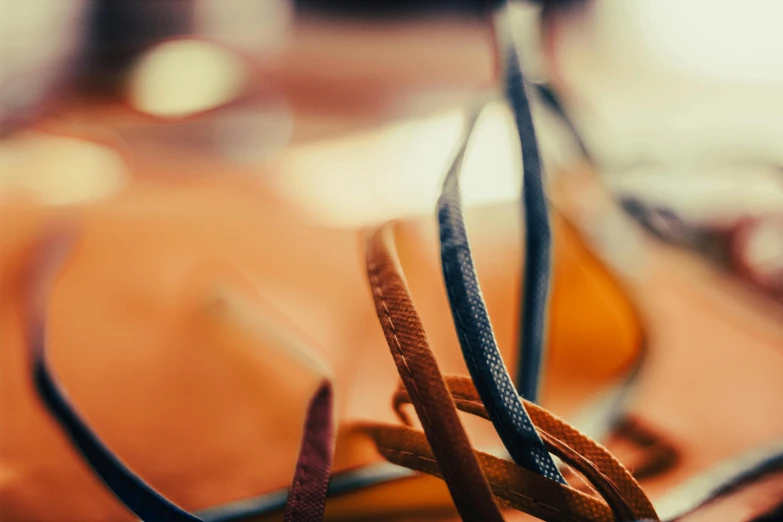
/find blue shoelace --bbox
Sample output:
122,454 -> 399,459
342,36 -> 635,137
435,11 -> 564,482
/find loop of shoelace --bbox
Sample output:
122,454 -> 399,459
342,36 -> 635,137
365,423 -> 618,522
364,224 -> 659,521
392,376 -> 658,521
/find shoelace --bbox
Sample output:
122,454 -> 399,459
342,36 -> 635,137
498,3 -> 553,404
437,102 -> 563,483
502,28 -> 553,405
435,4 -> 564,482
366,224 -> 505,520
23,230 -> 335,522
363,223 -> 659,521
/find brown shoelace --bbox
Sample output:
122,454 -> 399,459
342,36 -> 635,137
363,223 -> 659,522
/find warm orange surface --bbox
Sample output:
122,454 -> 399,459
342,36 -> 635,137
0,175 -> 643,520
553,166 -> 783,504
6,10 -> 779,518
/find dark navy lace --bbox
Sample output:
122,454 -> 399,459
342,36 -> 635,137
26,238 -> 334,522
435,29 -> 565,481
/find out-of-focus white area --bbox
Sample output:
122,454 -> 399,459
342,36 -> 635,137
129,40 -> 249,119
0,0 -> 80,84
0,133 -> 128,204
272,0 -> 783,227
551,0 -> 783,167
269,101 -> 523,226
743,219 -> 783,280
1,0 -> 782,231
636,0 -> 783,86
0,0 -> 85,127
